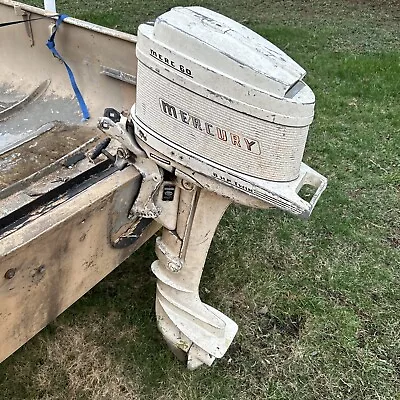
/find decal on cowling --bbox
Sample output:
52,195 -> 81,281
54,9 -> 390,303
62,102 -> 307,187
150,49 -> 192,78
159,99 -> 261,155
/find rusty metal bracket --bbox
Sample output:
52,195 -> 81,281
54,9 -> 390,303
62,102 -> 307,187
129,158 -> 163,219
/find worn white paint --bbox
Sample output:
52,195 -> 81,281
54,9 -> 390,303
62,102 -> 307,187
128,7 -> 327,368
135,7 -> 315,183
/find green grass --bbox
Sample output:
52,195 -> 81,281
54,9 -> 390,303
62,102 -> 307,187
1,0 -> 400,399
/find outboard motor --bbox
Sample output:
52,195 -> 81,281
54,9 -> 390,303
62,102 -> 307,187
100,6 -> 327,369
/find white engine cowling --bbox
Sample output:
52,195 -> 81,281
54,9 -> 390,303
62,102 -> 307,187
119,6 -> 328,369
132,6 -> 326,218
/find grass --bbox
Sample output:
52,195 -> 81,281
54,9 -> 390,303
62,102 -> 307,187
1,0 -> 399,399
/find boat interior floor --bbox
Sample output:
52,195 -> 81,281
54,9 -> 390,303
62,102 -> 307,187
0,81 -> 102,189
0,81 -> 108,223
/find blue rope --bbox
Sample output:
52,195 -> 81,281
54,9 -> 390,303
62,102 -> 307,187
46,14 -> 90,121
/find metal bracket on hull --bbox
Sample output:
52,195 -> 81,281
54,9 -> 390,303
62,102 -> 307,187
14,5 -> 35,46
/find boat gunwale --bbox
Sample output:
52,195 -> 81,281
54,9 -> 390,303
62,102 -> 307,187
0,0 -> 138,43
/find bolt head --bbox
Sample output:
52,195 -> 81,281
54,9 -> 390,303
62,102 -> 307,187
4,268 -> 16,279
